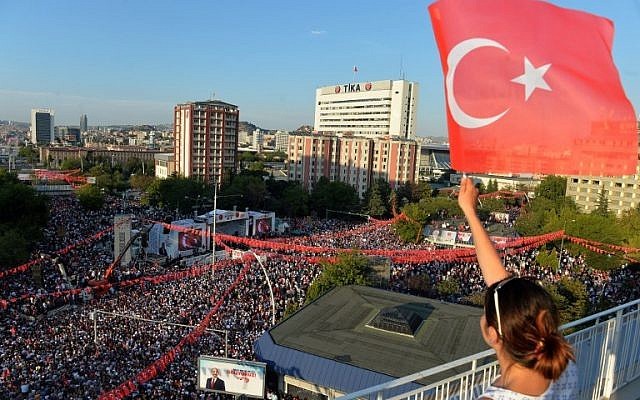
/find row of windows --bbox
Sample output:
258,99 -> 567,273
319,103 -> 392,110
319,97 -> 392,105
319,110 -> 390,116
320,117 -> 391,122
319,124 -> 391,129
571,178 -> 636,188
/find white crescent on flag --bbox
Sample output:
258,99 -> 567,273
446,38 -> 552,129
445,38 -> 510,129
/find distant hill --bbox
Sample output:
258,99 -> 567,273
294,125 -> 314,133
239,121 -> 260,133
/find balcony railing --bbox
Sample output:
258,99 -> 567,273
337,298 -> 640,400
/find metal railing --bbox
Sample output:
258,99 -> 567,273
337,298 -> 640,400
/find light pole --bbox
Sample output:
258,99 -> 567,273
210,191 -> 242,267
557,219 -> 575,271
247,250 -> 276,326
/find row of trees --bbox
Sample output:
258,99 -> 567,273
0,171 -> 49,268
132,172 -> 437,220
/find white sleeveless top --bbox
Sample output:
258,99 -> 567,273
479,362 -> 578,400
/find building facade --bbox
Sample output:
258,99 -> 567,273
252,129 -> 264,151
287,133 -> 417,197
154,152 -> 175,179
416,143 -> 452,182
80,114 -> 88,133
174,101 -> 239,184
275,130 -> 289,152
31,108 -> 55,145
566,161 -> 640,216
566,123 -> 640,216
54,126 -> 81,145
314,79 -> 419,139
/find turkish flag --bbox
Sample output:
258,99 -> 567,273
429,0 -> 637,176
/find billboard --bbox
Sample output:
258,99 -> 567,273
256,218 -> 272,235
114,215 -> 132,266
178,228 -> 203,251
198,356 -> 266,398
147,220 -> 206,258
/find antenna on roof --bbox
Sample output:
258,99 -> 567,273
210,92 -> 216,101
400,55 -> 405,80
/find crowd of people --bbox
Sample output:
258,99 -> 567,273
0,194 -> 638,399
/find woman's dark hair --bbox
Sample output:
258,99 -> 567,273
484,277 -> 575,380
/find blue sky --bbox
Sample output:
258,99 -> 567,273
0,0 -> 638,136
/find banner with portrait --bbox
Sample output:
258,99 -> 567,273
198,356 -> 266,398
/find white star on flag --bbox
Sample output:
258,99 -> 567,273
511,57 -> 552,101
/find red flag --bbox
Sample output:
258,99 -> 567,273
429,0 -> 637,176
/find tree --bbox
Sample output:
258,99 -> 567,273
305,252 -> 372,303
310,177 -> 359,216
60,158 -> 82,171
219,174 -> 267,210
18,145 -> 39,164
594,187 -> 610,217
486,179 -> 499,193
545,277 -> 588,325
414,181 -> 433,201
129,174 -> 155,192
436,278 -> 460,298
478,197 -> 505,214
394,197 -> 461,243
76,184 -> 105,210
143,176 -> 208,213
0,171 -> 48,268
535,175 -> 567,201
536,249 -> 559,271
366,184 -> 387,217
280,183 -> 309,217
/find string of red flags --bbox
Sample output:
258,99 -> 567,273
98,260 -> 252,400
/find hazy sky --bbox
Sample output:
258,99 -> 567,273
1,0 -> 638,136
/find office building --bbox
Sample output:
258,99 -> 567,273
174,100 -> 239,184
314,79 -> 419,139
80,114 -> 88,132
566,161 -> 640,216
54,126 -> 81,145
30,108 -> 55,145
275,130 -> 289,152
565,122 -> 640,216
154,153 -> 176,179
252,129 -> 264,151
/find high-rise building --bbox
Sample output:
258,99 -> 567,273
173,100 -> 239,184
275,130 -> 289,152
314,79 -> 419,139
80,114 -> 88,133
252,129 -> 264,151
30,108 -> 55,145
290,79 -> 419,197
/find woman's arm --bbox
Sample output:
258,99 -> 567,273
457,177 -> 510,286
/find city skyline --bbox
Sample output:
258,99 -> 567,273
1,0 -> 638,135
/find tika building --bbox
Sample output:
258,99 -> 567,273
314,80 -> 418,139
174,100 -> 239,184
289,80 -> 419,197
